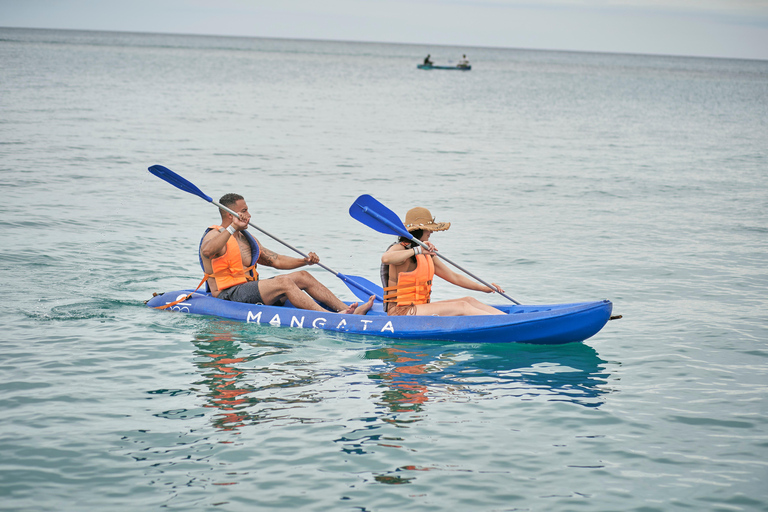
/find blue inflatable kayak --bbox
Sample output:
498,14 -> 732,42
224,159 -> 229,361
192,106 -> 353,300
146,290 -> 612,344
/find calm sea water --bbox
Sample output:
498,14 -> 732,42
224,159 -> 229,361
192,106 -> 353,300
1,27 -> 767,511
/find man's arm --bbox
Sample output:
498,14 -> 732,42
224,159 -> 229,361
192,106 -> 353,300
201,209 -> 249,259
200,228 -> 230,260
257,245 -> 320,270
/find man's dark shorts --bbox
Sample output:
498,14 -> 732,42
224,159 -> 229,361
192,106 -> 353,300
218,280 -> 282,306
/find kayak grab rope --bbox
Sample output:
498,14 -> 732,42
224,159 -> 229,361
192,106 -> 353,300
147,276 -> 207,310
147,266 -> 257,310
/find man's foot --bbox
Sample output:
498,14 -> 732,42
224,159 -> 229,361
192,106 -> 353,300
341,302 -> 358,315
353,295 -> 375,315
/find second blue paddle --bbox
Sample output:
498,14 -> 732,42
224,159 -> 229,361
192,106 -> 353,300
349,194 -> 520,305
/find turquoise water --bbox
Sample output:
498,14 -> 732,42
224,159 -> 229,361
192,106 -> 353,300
1,27 -> 767,511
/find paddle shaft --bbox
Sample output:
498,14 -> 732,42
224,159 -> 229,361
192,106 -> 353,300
411,238 -> 521,305
147,165 -> 381,301
214,202 -> 382,301
359,204 -> 521,305
215,201 -> 337,277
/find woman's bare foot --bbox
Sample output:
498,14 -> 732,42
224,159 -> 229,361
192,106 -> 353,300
353,295 -> 375,315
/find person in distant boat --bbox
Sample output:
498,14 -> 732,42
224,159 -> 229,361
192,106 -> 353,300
380,207 -> 506,316
200,193 -> 374,315
423,54 -> 433,66
458,54 -> 470,68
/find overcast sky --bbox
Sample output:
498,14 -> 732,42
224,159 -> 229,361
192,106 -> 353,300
1,0 -> 767,60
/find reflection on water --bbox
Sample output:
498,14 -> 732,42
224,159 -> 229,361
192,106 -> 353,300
190,322 -> 302,431
365,341 -> 612,422
195,336 -> 251,431
186,321 -> 614,435
343,341 -> 615,486
343,341 -> 613,483
170,321 -> 617,489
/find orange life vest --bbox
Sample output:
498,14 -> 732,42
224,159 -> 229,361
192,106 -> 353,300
205,225 -> 259,292
155,226 -> 261,310
384,253 -> 434,306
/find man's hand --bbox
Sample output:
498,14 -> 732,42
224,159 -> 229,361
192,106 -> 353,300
304,252 -> 320,265
230,212 -> 249,231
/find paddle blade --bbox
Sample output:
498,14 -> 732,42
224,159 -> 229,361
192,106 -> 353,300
349,194 -> 411,239
148,165 -> 213,203
339,273 -> 384,302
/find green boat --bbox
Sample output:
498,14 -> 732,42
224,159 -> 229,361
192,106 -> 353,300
418,64 -> 471,71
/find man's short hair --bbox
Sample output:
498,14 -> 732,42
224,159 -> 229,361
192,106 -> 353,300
219,193 -> 244,208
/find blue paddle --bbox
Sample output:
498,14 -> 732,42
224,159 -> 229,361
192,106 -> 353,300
148,165 -> 384,303
349,194 -> 521,305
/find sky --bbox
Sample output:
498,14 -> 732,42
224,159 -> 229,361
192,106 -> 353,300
1,0 -> 767,60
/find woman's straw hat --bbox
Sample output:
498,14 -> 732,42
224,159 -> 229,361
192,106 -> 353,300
404,207 -> 451,232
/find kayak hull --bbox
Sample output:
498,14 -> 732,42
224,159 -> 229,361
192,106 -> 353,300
418,64 -> 471,70
146,291 -> 612,344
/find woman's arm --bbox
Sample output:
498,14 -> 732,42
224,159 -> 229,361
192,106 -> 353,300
433,257 -> 504,293
381,243 -> 418,265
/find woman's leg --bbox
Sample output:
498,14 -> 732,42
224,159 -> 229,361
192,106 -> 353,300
436,296 -> 506,315
412,297 -> 505,316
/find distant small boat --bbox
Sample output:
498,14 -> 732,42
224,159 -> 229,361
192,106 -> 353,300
418,64 -> 471,71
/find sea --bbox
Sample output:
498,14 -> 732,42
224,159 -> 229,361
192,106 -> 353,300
1,27 -> 767,511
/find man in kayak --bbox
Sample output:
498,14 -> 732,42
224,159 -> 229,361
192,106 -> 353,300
423,54 -> 433,66
381,207 -> 506,316
200,193 -> 374,315
458,54 -> 470,68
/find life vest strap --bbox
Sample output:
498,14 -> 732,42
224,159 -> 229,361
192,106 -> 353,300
382,281 -> 432,305
204,265 -> 258,283
153,265 -> 258,310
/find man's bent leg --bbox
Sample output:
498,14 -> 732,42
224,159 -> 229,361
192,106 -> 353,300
256,275 -> 329,312
217,281 -> 265,304
281,271 -> 350,312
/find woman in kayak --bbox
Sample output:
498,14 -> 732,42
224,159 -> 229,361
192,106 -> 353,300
381,207 -> 506,316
